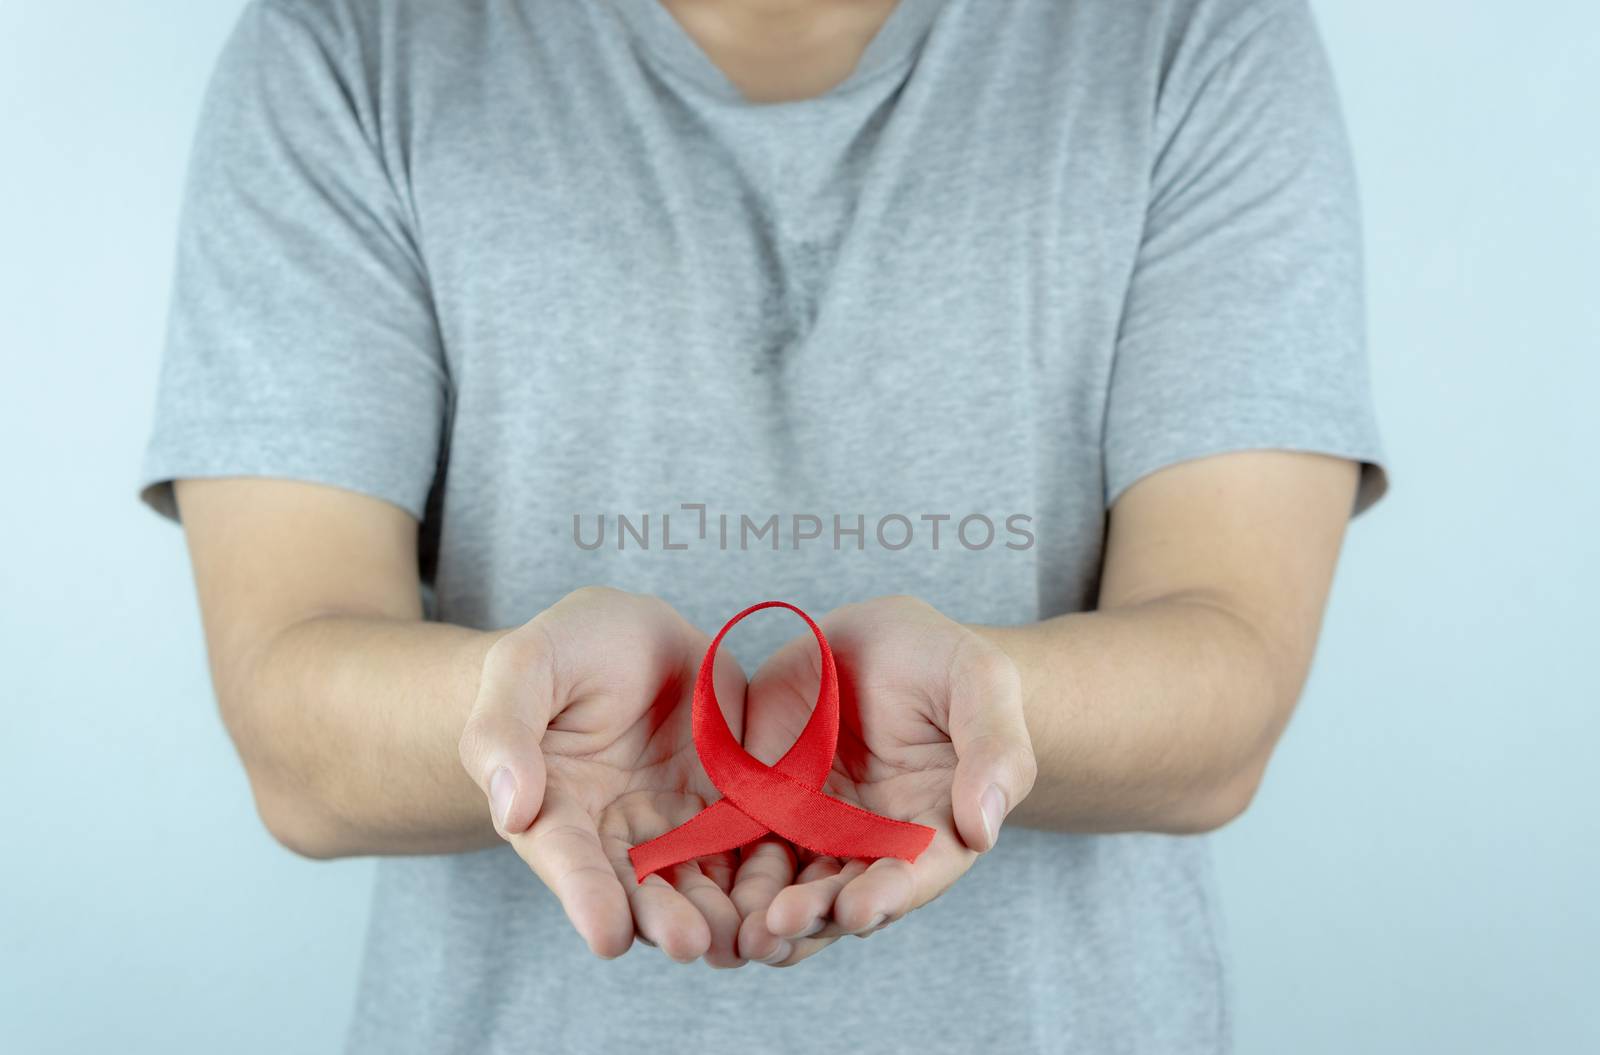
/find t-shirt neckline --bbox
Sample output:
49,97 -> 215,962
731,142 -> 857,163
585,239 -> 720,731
600,0 -> 945,106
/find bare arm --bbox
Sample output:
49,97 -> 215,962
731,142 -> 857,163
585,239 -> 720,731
179,477 -> 757,961
176,477 -> 505,858
179,448 -> 1355,863
979,449 -> 1360,834
722,449 -> 1360,964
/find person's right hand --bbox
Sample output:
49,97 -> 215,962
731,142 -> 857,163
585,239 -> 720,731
458,586 -> 748,966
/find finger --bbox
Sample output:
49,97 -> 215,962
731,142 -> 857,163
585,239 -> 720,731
627,874 -> 712,964
797,824 -> 981,949
730,840 -> 797,918
740,878 -> 842,968
947,643 -> 1038,852
512,789 -> 633,959
749,932 -> 840,968
600,802 -> 713,965
759,857 -> 848,967
901,826 -> 978,915
766,857 -> 868,939
731,839 -> 797,964
458,628 -> 558,836
698,849 -> 738,896
669,861 -> 745,968
832,856 -> 917,934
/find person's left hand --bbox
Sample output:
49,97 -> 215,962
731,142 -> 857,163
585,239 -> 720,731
728,595 -> 1037,966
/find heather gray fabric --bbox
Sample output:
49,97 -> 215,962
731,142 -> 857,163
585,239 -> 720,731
139,0 -> 1389,1051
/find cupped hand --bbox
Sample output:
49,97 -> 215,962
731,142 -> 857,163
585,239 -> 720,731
458,586 -> 749,967
730,595 -> 1037,966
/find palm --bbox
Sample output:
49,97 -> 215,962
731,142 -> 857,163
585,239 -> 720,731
542,673 -> 741,908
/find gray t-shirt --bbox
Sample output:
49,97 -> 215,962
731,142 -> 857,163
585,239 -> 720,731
140,0 -> 1388,1050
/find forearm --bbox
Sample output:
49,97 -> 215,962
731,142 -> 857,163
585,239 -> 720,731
224,613 -> 508,858
976,592 -> 1294,834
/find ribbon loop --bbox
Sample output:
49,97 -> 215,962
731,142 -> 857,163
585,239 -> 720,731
628,601 -> 935,884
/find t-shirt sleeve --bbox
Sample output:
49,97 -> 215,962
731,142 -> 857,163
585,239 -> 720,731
1103,0 -> 1389,517
138,0 -> 447,523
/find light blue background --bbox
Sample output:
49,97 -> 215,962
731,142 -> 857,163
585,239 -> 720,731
2,2 -> 1595,1051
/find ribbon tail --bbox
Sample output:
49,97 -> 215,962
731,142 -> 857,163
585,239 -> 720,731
627,799 -> 769,885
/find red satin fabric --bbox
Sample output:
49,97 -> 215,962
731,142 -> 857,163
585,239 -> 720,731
628,601 -> 936,884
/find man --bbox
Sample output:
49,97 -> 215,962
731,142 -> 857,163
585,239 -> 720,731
142,0 -> 1388,1050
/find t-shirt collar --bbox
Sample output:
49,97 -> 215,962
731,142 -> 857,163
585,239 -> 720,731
598,0 -> 947,104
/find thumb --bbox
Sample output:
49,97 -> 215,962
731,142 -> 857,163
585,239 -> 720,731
458,628 -> 556,836
947,642 -> 1037,854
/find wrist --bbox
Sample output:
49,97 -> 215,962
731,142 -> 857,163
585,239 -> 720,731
966,620 -> 1051,719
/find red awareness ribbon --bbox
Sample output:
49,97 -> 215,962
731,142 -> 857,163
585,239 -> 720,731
628,601 -> 935,884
